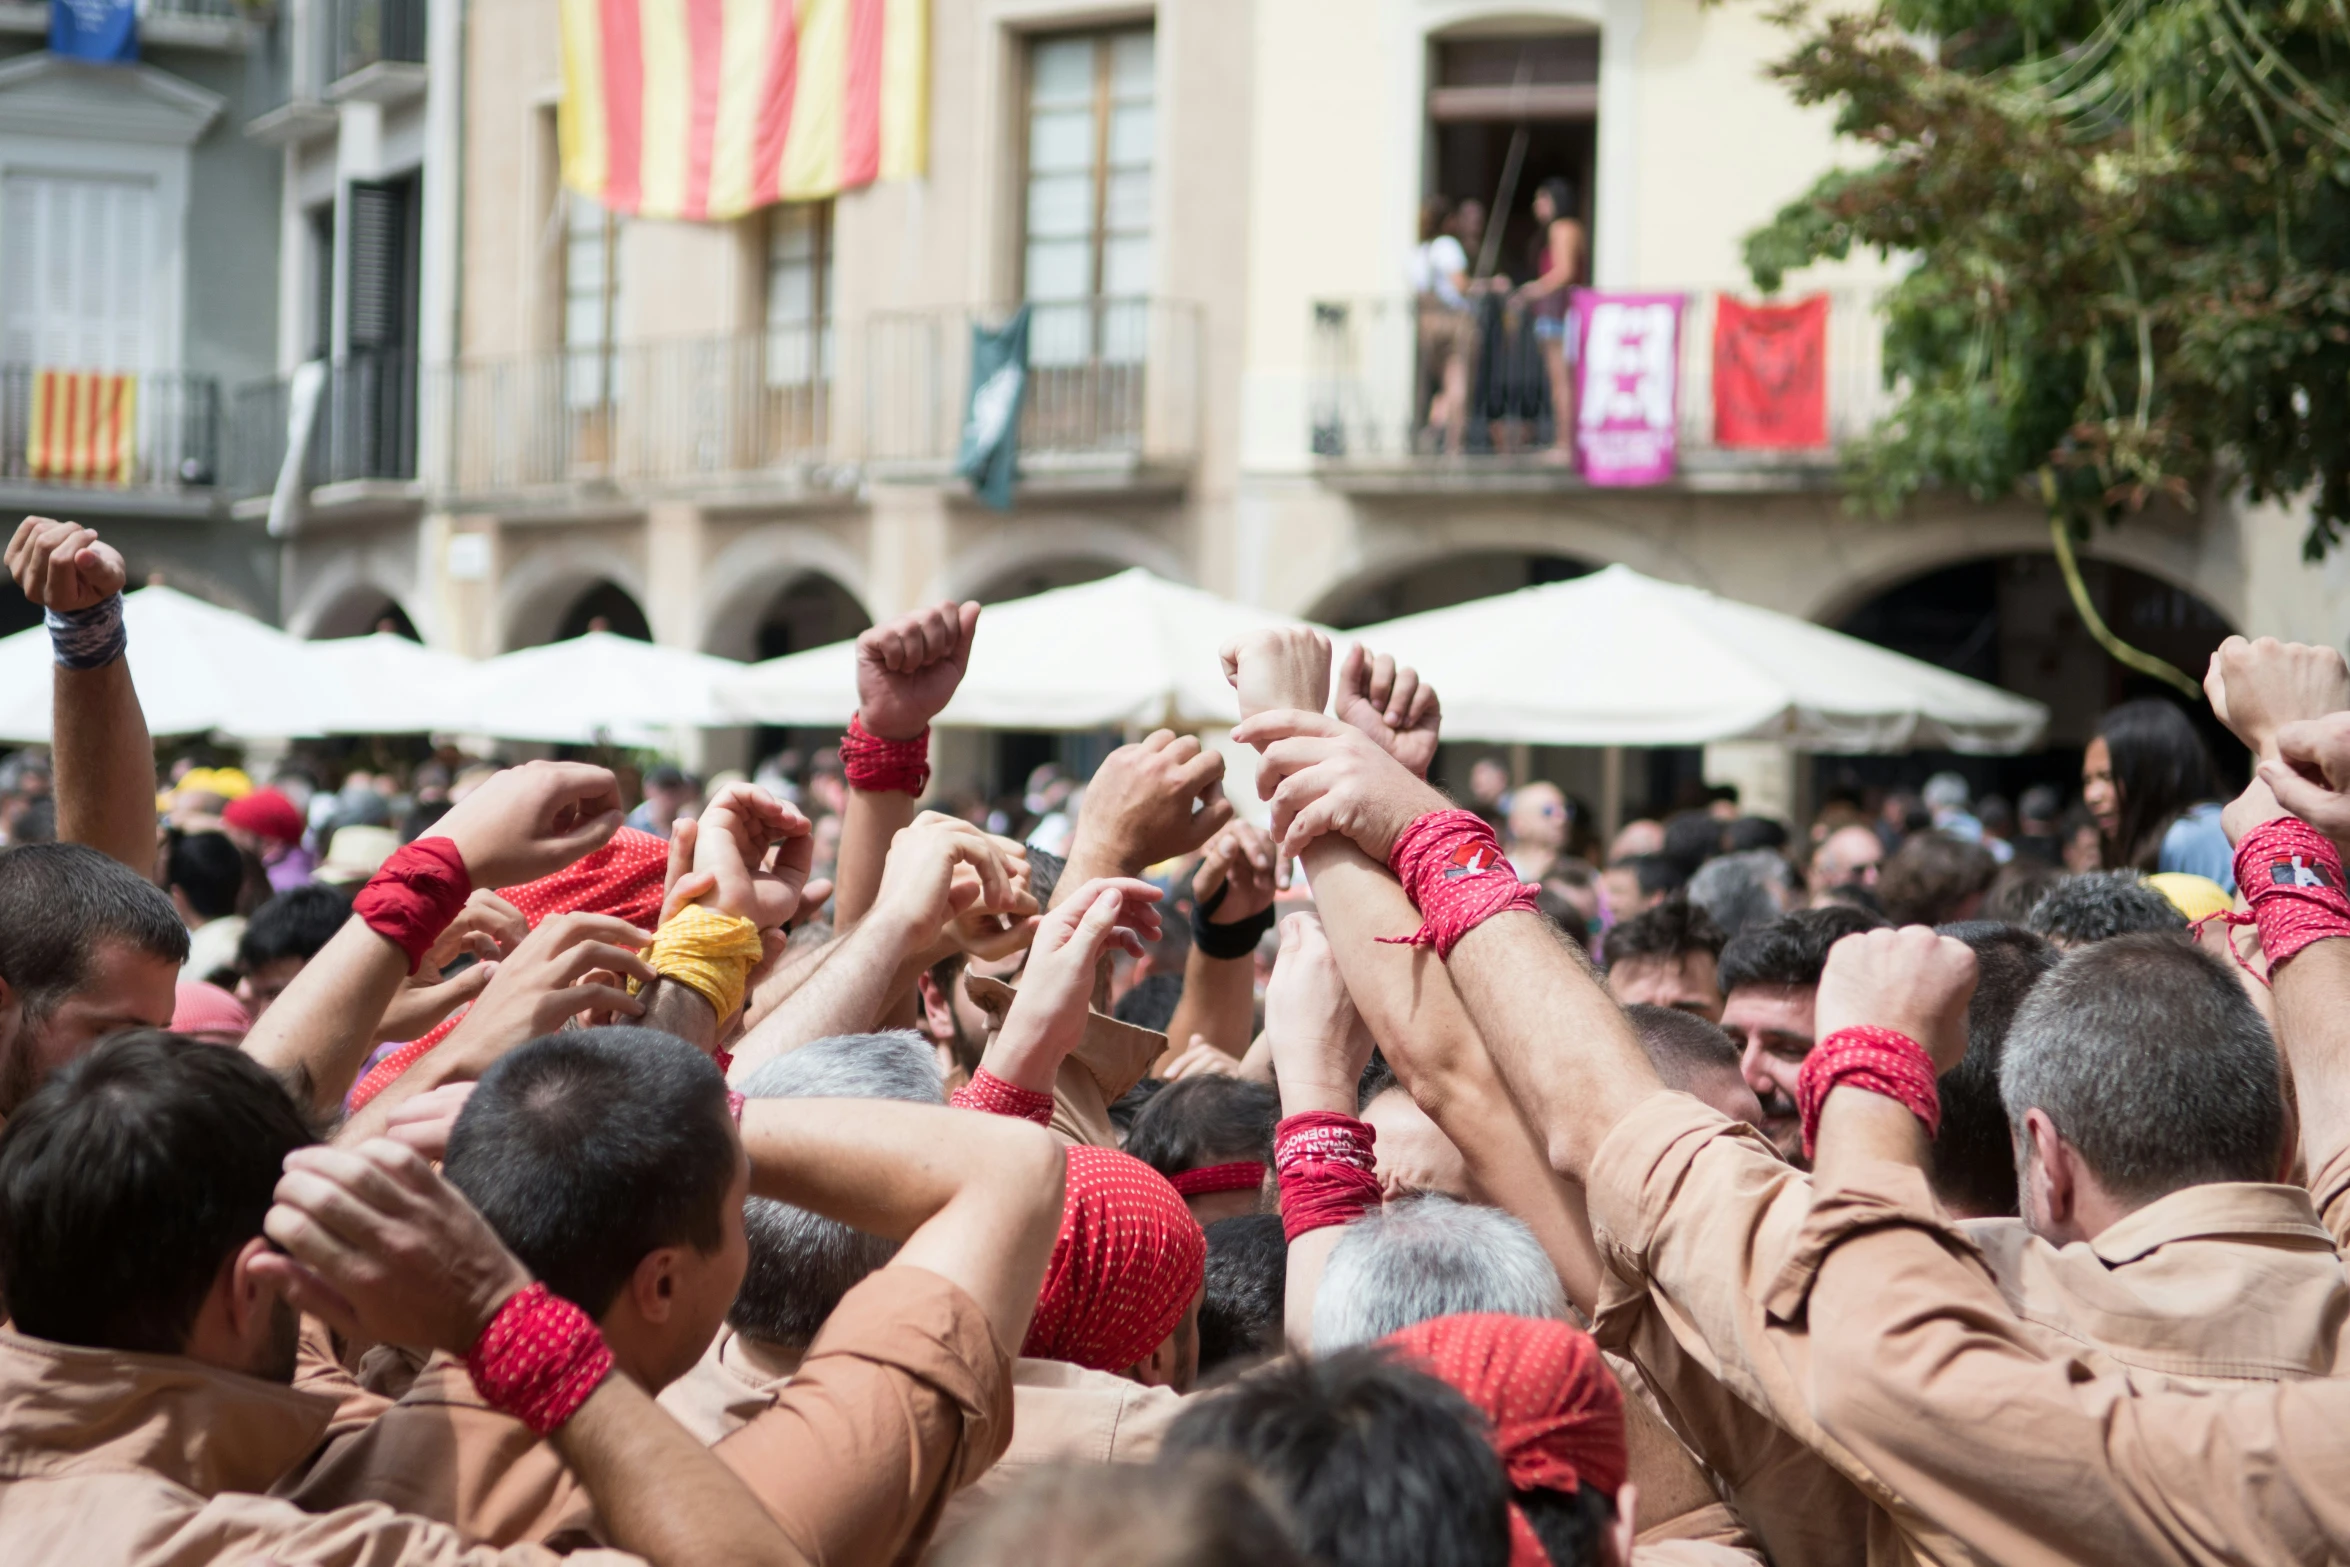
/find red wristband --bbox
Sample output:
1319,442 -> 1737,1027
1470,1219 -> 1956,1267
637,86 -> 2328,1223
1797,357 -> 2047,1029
465,1282 -> 614,1436
2235,818 -> 2350,972
1381,810 -> 1539,961
1795,1026 -> 1941,1163
1170,1160 -> 1267,1198
952,1067 -> 1054,1125
842,714 -> 931,795
353,838 -> 473,976
1275,1111 -> 1381,1242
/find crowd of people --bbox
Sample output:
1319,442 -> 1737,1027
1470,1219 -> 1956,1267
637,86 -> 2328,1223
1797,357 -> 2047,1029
11,505 -> 2350,1566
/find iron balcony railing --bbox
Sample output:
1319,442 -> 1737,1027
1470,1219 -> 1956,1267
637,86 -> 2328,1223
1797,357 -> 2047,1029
436,327 -> 834,497
864,296 -> 1202,469
0,367 -> 219,491
328,0 -> 426,80
229,350 -> 417,498
1306,286 -> 1892,464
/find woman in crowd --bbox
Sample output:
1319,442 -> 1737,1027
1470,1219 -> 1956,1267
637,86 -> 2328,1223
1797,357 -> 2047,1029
2081,697 -> 2236,889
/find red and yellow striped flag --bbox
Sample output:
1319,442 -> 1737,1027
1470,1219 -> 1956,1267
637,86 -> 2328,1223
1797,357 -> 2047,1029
28,370 -> 136,486
559,0 -> 927,221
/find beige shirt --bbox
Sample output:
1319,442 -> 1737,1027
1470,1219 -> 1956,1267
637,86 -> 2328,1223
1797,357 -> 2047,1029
0,1329 -> 631,1567
293,1265 -> 1014,1567
1790,1154 -> 2350,1564
1585,1091 -> 2350,1567
930,1358 -> 1187,1548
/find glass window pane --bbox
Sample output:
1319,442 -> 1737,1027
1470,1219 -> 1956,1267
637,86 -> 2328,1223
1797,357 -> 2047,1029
769,204 -> 815,262
564,294 -> 606,349
1025,239 -> 1092,301
1110,31 -> 1154,96
1026,172 -> 1095,239
1101,299 -> 1148,363
1109,102 -> 1154,165
1104,169 -> 1151,232
1031,37 -> 1095,103
1102,234 -> 1153,297
768,262 -> 813,329
1027,107 -> 1094,174
1029,300 -> 1092,367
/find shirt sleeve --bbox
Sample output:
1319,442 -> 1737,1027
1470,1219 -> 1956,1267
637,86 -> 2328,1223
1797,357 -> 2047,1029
1792,1157 -> 2350,1565
710,1263 -> 1015,1566
142,1489 -> 643,1567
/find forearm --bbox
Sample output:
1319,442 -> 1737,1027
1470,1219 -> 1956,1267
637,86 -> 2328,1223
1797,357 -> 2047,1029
2271,939 -> 2350,1175
729,915 -> 920,1075
638,979 -> 720,1052
834,786 -> 916,930
1162,946 -> 1254,1065
243,919 -> 412,1114
53,659 -> 157,873
552,1374 -> 802,1567
1447,912 -> 1663,1183
1305,841 -> 1603,1311
1053,826 -> 1138,909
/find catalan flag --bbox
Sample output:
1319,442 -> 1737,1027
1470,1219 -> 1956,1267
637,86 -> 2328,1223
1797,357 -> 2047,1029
558,0 -> 927,222
28,371 -> 136,486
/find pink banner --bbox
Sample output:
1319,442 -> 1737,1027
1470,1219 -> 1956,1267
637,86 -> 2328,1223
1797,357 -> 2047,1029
1573,290 -> 1684,486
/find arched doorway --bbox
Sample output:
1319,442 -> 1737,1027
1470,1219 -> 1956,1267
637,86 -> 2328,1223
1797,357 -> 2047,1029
1822,552 -> 2242,819
722,572 -> 874,790
550,580 -> 652,643
307,584 -> 420,641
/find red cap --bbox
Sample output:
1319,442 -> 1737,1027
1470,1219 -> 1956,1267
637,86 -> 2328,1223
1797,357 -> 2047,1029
222,787 -> 305,846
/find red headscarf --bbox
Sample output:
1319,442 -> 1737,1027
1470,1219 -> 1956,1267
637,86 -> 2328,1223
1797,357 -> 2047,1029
1385,1313 -> 1627,1567
1023,1145 -> 1207,1374
346,827 -> 672,1111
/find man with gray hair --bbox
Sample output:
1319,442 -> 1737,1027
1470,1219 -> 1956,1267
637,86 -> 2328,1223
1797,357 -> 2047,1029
1968,932 -> 2345,1387
1684,849 -> 1797,943
2024,870 -> 2189,949
1310,1194 -> 1568,1350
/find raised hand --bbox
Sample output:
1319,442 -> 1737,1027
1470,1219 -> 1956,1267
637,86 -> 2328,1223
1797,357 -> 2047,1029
381,1081 -> 477,1164
374,890 -> 531,1045
1334,642 -> 1442,779
691,782 -> 814,930
1262,912 -> 1374,1112
2207,636 -> 2350,762
252,1138 -> 531,1355
2263,713 -> 2350,843
1813,925 -> 1979,1076
1231,709 -> 1449,863
1194,818 -> 1278,929
1221,627 -> 1333,719
857,599 -> 981,741
951,832 -> 1041,960
988,877 -> 1165,1082
1073,730 -> 1234,872
871,813 -> 1028,941
6,515 -> 126,612
432,912 -> 657,1064
432,760 -> 626,889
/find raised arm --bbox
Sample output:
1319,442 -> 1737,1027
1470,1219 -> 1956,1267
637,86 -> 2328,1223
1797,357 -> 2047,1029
1159,818 -> 1278,1067
6,518 -> 154,873
739,1095 -> 1066,1351
634,782 -> 813,1050
969,875 -> 1163,1098
1053,730 -> 1233,905
834,600 -> 979,930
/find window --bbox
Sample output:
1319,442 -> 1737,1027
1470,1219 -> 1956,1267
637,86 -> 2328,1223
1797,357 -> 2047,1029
763,201 -> 832,386
563,191 -> 621,408
1,172 -> 156,370
1022,28 -> 1153,363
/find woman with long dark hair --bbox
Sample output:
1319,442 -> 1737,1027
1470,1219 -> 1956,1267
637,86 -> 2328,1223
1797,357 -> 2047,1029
2080,698 -> 2235,889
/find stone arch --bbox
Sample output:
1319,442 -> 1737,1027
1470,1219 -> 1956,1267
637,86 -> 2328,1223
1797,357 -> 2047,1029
935,519 -> 1190,604
497,542 -> 653,651
291,574 -> 422,641
699,526 -> 875,661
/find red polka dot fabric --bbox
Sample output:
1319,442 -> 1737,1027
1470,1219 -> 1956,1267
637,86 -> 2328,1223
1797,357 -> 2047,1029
2238,817 -> 2350,971
1794,1025 -> 1941,1162
1023,1145 -> 1207,1374
465,1282 -> 615,1436
1274,1111 -> 1382,1243
1385,1312 -> 1627,1567
351,838 -> 473,974
1384,809 -> 1541,960
951,1067 -> 1055,1125
347,827 -> 672,1111
841,716 -> 931,795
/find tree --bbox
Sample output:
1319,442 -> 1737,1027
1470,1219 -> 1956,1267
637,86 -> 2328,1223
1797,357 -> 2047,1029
1747,0 -> 2350,571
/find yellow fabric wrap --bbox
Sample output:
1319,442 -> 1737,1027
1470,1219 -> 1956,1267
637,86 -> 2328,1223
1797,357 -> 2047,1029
631,904 -> 765,1026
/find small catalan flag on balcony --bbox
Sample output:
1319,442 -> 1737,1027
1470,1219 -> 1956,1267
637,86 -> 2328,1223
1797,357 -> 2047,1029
28,371 -> 136,487
558,0 -> 928,222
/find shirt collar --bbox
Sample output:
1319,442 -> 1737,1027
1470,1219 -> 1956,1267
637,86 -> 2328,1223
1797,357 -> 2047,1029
2089,1182 -> 2334,1266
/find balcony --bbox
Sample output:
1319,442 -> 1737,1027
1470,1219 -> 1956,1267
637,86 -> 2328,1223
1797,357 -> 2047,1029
436,329 -> 836,502
0,367 -> 219,509
1305,287 -> 1892,492
864,296 -> 1201,488
228,350 -> 416,509
0,0 -> 245,51
324,0 -> 426,102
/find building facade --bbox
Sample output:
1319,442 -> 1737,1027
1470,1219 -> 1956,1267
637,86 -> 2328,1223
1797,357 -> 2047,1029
271,0 -> 2347,809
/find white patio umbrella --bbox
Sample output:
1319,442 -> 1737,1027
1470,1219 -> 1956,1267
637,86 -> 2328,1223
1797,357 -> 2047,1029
720,568 -> 1329,731
308,632 -> 480,734
1344,565 -> 2048,752
0,584 -> 355,741
455,631 -> 746,744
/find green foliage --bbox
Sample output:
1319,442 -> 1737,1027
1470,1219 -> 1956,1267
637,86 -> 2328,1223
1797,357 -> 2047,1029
1745,0 -> 2350,555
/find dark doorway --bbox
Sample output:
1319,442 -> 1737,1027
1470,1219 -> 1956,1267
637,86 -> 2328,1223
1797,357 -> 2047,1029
553,580 -> 651,642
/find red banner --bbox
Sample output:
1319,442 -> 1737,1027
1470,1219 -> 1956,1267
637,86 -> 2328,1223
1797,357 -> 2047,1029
1712,294 -> 1827,449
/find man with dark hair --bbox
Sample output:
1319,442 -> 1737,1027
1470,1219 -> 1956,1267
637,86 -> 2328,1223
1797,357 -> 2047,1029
1714,903 -> 1889,1161
1928,921 -> 2059,1217
1124,1076 -> 1277,1223
1622,1004 -> 1761,1127
0,1028 -> 813,1564
1602,895 -> 1726,1022
169,829 -> 257,988
1598,853 -> 1684,924
2024,869 -> 2190,949
1158,1347 -> 1513,1567
1197,1213 -> 1286,1377
295,1024 -> 1068,1562
236,884 -> 355,1019
0,841 -> 186,1117
1875,828 -> 1998,925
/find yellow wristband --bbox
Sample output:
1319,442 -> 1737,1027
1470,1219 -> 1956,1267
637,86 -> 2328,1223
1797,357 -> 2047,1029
631,905 -> 764,1027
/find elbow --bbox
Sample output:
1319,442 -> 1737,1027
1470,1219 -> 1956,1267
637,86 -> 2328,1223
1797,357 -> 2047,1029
1001,1122 -> 1068,1240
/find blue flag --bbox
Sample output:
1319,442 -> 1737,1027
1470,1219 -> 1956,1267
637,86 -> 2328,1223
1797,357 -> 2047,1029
51,0 -> 138,64
954,305 -> 1030,512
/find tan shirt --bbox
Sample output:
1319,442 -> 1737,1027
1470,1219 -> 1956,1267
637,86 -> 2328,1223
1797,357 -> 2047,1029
1585,1091 -> 2350,1567
1788,1154 -> 2350,1564
293,1265 -> 1014,1567
930,1358 -> 1187,1548
0,1329 -> 631,1567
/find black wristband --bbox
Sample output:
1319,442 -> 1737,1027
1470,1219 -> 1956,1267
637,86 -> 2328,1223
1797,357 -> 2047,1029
1194,880 -> 1275,961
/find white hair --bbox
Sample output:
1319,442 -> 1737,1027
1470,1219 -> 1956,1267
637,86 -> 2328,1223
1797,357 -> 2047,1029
1311,1194 -> 1568,1350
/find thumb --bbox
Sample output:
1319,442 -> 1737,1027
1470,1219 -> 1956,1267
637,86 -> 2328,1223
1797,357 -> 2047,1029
2260,758 -> 2341,829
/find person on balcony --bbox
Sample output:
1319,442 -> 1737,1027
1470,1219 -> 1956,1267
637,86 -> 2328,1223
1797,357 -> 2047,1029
1406,196 -> 1480,456
1512,178 -> 1587,462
